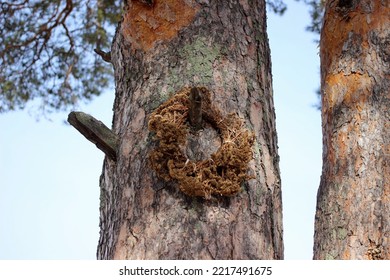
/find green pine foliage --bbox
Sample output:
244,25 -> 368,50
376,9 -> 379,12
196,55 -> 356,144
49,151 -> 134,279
0,0 -> 122,113
266,0 -> 287,15
267,0 -> 325,34
0,0 -> 323,114
298,0 -> 325,34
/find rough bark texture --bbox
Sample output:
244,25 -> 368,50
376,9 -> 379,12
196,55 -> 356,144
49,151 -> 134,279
314,0 -> 389,259
97,0 -> 283,259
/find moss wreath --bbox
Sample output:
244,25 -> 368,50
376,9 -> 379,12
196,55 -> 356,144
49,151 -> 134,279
148,87 -> 255,198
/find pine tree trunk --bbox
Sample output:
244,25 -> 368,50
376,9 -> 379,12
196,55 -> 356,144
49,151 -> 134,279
97,0 -> 283,260
314,0 -> 389,259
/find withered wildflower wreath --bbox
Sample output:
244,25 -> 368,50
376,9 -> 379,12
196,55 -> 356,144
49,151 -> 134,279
148,87 -> 254,198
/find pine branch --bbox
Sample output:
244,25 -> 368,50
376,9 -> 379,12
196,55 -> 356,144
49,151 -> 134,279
94,48 -> 111,63
188,87 -> 203,130
68,111 -> 118,161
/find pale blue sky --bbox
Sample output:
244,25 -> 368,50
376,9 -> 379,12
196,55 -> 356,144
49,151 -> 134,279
0,1 -> 321,259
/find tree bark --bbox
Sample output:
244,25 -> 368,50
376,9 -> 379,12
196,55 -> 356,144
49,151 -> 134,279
314,0 -> 389,259
97,0 -> 283,259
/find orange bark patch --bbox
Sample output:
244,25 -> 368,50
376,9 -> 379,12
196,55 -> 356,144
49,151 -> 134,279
322,72 -> 373,180
323,73 -> 371,110
320,0 -> 389,74
122,0 -> 200,51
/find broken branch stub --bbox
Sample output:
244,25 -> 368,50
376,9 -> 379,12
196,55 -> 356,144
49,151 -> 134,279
94,48 -> 111,63
68,111 -> 119,161
188,87 -> 203,130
